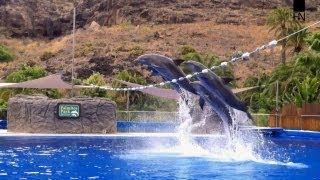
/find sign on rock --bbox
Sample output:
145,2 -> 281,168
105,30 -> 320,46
57,103 -> 81,119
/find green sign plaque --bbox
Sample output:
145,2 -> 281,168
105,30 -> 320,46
57,103 -> 81,119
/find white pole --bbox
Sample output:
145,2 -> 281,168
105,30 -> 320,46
276,80 -> 279,127
71,7 -> 76,97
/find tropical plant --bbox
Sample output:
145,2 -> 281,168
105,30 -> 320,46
109,70 -> 147,110
283,76 -> 320,107
287,24 -> 309,54
267,7 -> 299,64
242,48 -> 320,113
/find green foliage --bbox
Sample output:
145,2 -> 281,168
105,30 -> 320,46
177,45 -> 196,55
254,108 -> 269,127
129,46 -> 145,57
6,65 -> 47,83
0,65 -> 49,104
242,49 -> 320,112
0,99 -> 7,120
0,45 -> 13,62
267,7 -> 297,38
110,70 -> 147,110
110,70 -> 178,111
267,7 -> 300,64
287,23 -> 309,53
44,89 -> 63,99
81,72 -> 108,97
305,32 -> 320,52
283,76 -> 320,107
40,50 -> 55,61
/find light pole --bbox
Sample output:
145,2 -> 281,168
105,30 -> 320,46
71,7 -> 76,97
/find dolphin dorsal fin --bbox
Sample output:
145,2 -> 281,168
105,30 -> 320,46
173,58 -> 185,66
199,97 -> 205,110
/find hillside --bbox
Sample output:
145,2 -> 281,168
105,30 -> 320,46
0,0 -> 319,86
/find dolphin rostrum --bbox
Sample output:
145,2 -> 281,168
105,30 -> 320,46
135,54 -> 197,95
183,61 -> 252,119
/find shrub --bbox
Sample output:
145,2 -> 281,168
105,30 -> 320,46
6,65 -> 47,83
0,45 -> 13,62
81,72 -> 108,97
119,19 -> 133,30
129,46 -> 145,57
40,51 -> 55,61
75,42 -> 95,57
177,45 -> 196,55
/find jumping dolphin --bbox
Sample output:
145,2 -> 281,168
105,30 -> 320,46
183,61 -> 252,119
135,54 -> 197,95
190,81 -> 233,126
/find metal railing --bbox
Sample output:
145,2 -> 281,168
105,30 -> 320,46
116,111 -> 180,122
116,111 -> 280,127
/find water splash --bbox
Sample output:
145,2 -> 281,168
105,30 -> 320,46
166,92 -> 308,168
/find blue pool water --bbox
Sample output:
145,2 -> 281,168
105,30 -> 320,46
0,133 -> 319,179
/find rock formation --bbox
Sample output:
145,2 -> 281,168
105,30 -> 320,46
1,0 -> 319,38
7,94 -> 117,134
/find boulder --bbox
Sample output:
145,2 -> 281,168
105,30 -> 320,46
7,95 -> 117,134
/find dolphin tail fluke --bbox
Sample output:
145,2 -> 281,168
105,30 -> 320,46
199,97 -> 205,110
246,111 -> 254,121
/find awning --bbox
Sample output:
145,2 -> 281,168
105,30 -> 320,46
0,74 -> 73,89
117,80 -> 259,100
116,80 -> 179,100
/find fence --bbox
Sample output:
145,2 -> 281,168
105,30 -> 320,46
1,106 -> 319,130
268,103 -> 320,131
117,111 -> 274,127
116,111 -> 180,122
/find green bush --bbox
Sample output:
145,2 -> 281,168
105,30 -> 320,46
0,45 -> 13,62
81,72 -> 108,97
6,65 -> 47,83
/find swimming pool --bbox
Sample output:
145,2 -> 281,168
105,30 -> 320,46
0,132 -> 319,179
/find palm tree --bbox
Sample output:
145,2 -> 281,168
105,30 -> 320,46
287,24 -> 309,54
267,7 -> 299,65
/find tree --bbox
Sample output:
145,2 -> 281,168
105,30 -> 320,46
267,7 -> 299,64
287,24 -> 309,54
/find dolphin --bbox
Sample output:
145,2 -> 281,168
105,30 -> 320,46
183,61 -> 252,119
135,54 -> 197,95
190,81 -> 233,126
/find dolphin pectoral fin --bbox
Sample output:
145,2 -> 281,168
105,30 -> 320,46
221,77 -> 234,85
199,97 -> 205,110
173,58 -> 185,66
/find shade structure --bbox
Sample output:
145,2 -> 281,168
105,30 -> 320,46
117,80 -> 259,100
116,80 -> 180,100
0,74 -> 73,89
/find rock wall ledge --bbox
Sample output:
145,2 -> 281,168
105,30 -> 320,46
7,95 -> 117,134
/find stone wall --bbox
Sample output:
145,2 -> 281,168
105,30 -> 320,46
7,95 -> 117,134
